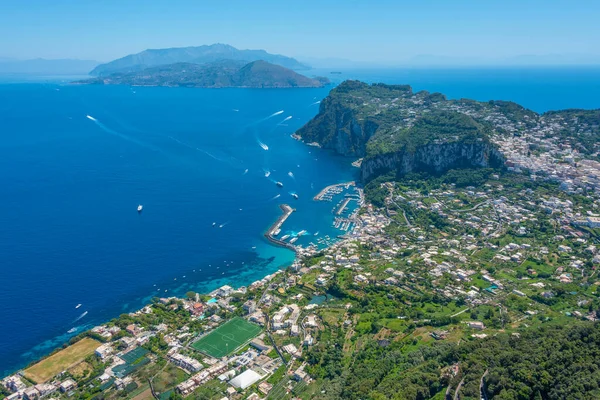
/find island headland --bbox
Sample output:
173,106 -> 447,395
75,60 -> 329,89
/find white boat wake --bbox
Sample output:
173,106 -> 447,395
86,114 -> 160,152
257,140 -> 269,151
73,311 -> 88,323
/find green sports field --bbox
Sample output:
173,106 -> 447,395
191,317 -> 262,358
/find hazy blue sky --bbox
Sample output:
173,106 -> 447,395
1,0 -> 599,63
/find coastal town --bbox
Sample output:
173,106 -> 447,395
3,86 -> 600,400
4,156 -> 600,399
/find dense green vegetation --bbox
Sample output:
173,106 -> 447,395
306,304 -> 600,400
297,80 -> 507,185
296,80 -> 499,158
487,100 -> 538,124
366,109 -> 492,155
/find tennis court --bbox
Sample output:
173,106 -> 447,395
120,347 -> 149,363
191,317 -> 262,358
113,347 -> 150,378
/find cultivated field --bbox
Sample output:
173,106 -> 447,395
24,338 -> 100,383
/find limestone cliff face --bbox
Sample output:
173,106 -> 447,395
296,80 -> 506,182
360,141 -> 505,182
296,96 -> 378,157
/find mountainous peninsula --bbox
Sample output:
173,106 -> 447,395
77,60 -> 329,89
296,80 -> 600,181
90,43 -> 309,76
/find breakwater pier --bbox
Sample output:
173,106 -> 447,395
313,181 -> 356,201
264,204 -> 297,251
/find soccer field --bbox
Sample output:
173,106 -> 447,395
191,317 -> 262,358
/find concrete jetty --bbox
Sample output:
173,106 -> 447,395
264,204 -> 297,251
336,197 -> 352,215
313,181 -> 356,201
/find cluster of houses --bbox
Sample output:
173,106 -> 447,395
1,375 -> 76,400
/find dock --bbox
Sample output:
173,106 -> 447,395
314,181 -> 356,201
336,197 -> 352,215
264,204 -> 297,251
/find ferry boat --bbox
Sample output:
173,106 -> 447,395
137,204 -> 143,213
276,181 -> 284,187
291,193 -> 299,199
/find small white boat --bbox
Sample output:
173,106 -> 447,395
75,304 -> 82,309
67,328 -> 77,334
276,181 -> 283,188
137,205 -> 143,213
292,193 -> 299,199
212,222 -> 216,226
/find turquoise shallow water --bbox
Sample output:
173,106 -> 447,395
1,66 -> 600,376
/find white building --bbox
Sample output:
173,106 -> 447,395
229,369 -> 262,390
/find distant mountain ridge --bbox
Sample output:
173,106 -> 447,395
90,44 -> 309,76
77,60 -> 328,88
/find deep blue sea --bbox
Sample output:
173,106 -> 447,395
1,66 -> 600,376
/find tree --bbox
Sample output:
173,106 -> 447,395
186,291 -> 196,300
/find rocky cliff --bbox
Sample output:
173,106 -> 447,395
296,81 -> 410,157
295,80 -> 507,182
360,141 -> 505,181
296,94 -> 379,156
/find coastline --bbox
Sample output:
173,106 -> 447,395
5,181 -> 361,378
72,83 -> 329,89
